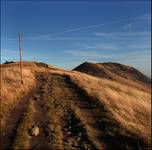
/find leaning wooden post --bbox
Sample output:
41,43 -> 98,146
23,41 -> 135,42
19,34 -> 23,84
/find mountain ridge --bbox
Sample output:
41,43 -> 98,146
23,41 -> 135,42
73,61 -> 151,86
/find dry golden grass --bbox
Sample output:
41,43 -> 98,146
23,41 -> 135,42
1,61 -> 56,104
69,71 -> 151,145
1,61 -> 151,148
0,62 -> 54,131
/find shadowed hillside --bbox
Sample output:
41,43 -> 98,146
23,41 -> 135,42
73,62 -> 151,86
1,62 -> 151,150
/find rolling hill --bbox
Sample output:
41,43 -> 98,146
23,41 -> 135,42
0,61 -> 151,150
73,62 -> 151,86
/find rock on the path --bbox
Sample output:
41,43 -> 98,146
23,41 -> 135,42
29,126 -> 39,136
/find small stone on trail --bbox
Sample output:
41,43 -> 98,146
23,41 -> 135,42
67,131 -> 71,135
78,132 -> 82,137
29,126 -> 39,136
82,143 -> 88,149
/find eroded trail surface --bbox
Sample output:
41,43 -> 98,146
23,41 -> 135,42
2,72 -> 143,150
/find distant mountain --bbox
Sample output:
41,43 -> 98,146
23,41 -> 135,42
73,62 -> 151,86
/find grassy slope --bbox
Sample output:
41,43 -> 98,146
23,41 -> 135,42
70,71 -> 151,145
1,62 -> 151,149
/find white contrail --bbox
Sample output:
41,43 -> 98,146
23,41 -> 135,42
15,13 -> 149,39
48,17 -> 141,37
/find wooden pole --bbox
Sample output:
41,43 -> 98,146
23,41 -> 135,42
19,34 -> 23,84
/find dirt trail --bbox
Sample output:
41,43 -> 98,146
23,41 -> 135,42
1,72 -> 144,150
0,88 -> 37,150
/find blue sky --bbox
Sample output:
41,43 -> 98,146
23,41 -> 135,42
1,0 -> 151,76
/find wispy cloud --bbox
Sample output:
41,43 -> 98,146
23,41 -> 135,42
111,37 -> 150,40
65,49 -> 151,63
1,48 -> 52,63
64,50 -> 111,59
1,49 -> 19,62
2,37 -> 103,41
94,31 -> 150,40
119,50 -> 151,57
135,13 -> 151,21
112,50 -> 151,62
123,13 -> 151,30
96,44 -> 116,50
82,40 -> 151,51
127,44 -> 151,49
94,31 -> 150,37
23,37 -> 101,40
123,23 -> 133,30
1,49 -> 18,55
82,43 -> 118,50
